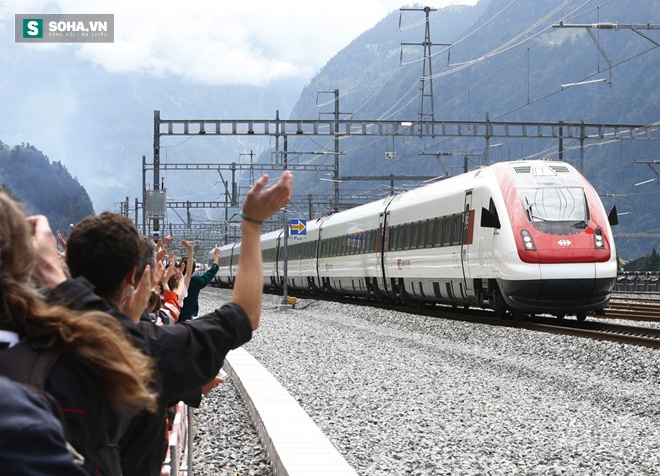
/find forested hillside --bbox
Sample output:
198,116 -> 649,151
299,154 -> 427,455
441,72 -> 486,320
0,141 -> 95,233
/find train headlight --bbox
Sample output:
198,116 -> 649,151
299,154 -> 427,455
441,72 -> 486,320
594,228 -> 605,249
521,229 -> 536,250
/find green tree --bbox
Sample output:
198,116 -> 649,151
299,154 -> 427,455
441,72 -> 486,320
637,249 -> 660,272
0,142 -> 94,232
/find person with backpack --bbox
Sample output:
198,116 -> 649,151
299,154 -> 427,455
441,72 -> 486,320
0,190 -> 159,475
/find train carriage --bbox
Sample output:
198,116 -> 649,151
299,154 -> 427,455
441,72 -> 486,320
213,242 -> 239,287
261,229 -> 284,290
273,218 -> 318,293
314,200 -> 385,297
381,172 -> 491,306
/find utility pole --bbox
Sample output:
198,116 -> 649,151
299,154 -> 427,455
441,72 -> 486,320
153,111 -> 161,241
333,89 -> 340,213
318,89 -> 347,213
400,6 -> 451,135
279,120 -> 292,312
239,150 -> 256,185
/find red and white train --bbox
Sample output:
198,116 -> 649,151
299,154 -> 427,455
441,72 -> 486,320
213,160 -> 618,320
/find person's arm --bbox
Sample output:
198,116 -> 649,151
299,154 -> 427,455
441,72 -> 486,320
173,266 -> 186,308
231,171 -> 293,329
197,246 -> 221,288
121,265 -> 152,323
161,253 -> 175,291
163,234 -> 172,253
57,230 -> 67,252
27,215 -> 69,289
182,240 -> 195,290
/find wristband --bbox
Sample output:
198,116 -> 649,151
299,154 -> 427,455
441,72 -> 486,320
240,213 -> 263,225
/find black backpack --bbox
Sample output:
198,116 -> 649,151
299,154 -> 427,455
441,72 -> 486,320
0,340 -> 85,466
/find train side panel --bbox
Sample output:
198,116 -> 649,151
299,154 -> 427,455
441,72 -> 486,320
316,199 -> 387,297
261,230 -> 283,291
215,243 -> 239,287
277,220 -> 319,293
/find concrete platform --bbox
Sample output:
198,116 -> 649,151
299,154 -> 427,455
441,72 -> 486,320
225,348 -> 358,475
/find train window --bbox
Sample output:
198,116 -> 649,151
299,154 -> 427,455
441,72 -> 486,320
518,186 -> 588,234
434,218 -> 443,246
425,220 -> 435,248
442,217 -> 452,246
367,230 -> 375,253
356,233 -> 364,254
352,233 -> 360,254
420,221 -> 426,248
451,214 -> 463,245
403,223 -> 411,250
411,222 -> 418,249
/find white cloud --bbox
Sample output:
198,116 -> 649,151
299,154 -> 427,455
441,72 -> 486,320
1,0 -> 477,85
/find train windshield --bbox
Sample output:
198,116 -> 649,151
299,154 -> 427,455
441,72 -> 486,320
518,186 -> 588,234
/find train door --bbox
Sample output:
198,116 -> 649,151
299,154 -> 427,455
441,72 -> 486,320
315,226 -> 324,288
375,211 -> 390,295
461,191 -> 475,297
275,234 -> 282,288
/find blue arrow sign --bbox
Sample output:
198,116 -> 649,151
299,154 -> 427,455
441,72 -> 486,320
290,219 -> 307,235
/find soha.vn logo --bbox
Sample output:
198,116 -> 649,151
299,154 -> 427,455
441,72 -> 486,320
23,19 -> 43,38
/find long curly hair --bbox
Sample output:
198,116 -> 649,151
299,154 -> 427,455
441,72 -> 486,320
0,192 -> 157,413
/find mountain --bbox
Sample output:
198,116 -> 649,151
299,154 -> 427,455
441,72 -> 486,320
284,0 -> 660,259
0,141 -> 95,232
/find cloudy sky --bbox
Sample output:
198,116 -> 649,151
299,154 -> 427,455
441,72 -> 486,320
1,0 -> 477,86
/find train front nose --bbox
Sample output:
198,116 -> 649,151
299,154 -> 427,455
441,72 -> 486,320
501,263 -> 615,313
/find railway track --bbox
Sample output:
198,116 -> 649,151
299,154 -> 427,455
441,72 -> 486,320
520,316 -> 660,349
282,291 -> 660,349
598,295 -> 660,322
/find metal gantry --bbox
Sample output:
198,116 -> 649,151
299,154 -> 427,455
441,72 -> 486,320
145,110 -> 660,241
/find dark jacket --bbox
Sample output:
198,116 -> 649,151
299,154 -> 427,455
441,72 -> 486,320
52,276 -> 252,476
179,263 -> 219,322
0,333 -> 129,475
0,375 -> 87,475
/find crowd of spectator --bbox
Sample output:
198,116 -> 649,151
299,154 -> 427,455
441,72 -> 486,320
0,171 -> 293,475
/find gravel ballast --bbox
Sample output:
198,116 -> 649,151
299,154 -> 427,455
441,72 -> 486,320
192,288 -> 660,475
